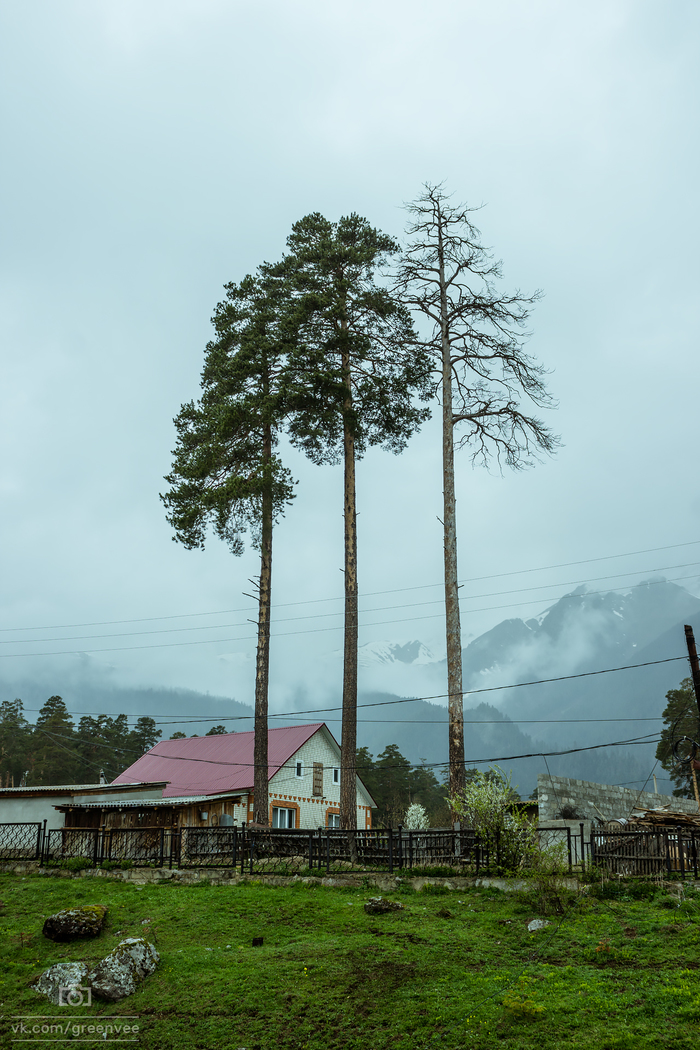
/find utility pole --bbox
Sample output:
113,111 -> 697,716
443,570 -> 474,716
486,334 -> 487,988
683,625 -> 700,811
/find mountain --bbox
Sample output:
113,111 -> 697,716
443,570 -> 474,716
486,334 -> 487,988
357,640 -> 438,667
461,579 -> 700,685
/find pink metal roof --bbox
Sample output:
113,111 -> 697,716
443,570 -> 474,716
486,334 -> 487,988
112,723 -> 327,798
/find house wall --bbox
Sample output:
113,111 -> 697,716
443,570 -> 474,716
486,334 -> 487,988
263,728 -> 373,830
0,785 -> 165,828
63,795 -> 247,830
537,773 -> 700,823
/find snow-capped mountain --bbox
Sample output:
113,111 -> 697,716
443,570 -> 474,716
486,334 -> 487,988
357,639 -> 438,668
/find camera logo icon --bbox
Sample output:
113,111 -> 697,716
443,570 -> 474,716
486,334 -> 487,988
58,985 -> 92,1007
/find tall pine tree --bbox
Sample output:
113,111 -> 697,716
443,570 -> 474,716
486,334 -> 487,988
162,271 -> 295,825
278,213 -> 429,828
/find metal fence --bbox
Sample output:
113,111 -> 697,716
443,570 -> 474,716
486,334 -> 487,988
4,820 -> 699,878
0,822 -> 43,861
33,824 -> 496,873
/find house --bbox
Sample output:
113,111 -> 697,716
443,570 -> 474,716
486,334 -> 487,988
59,723 -> 375,832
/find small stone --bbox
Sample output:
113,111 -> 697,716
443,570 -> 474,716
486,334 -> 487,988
43,905 -> 108,942
364,897 -> 405,915
527,919 -> 551,932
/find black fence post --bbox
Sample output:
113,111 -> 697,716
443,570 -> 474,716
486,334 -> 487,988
240,825 -> 245,876
397,825 -> 403,870
579,823 -> 585,874
388,828 -> 394,874
566,826 -> 572,874
39,821 -> 46,864
326,830 -> 331,873
308,831 -> 313,871
232,826 -> 237,869
408,830 -> 413,870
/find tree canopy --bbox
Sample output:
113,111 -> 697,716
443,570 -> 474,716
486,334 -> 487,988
656,677 -> 700,797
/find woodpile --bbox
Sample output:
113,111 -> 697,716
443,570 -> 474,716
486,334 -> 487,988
626,808 -> 700,829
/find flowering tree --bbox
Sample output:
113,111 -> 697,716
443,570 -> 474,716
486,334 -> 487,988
449,767 -> 535,870
403,802 -> 430,830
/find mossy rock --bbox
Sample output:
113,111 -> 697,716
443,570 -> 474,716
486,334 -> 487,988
43,904 -> 108,942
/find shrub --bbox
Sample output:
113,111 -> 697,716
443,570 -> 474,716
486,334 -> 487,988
61,856 -> 94,871
449,767 -> 536,872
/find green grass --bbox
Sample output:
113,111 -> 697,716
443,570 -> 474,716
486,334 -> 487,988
2,873 -> 700,1048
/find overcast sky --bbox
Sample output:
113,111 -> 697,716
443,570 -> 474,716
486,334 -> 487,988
1,0 -> 699,720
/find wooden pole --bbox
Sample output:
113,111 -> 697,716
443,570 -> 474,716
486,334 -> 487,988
692,766 -> 700,813
684,627 -> 700,813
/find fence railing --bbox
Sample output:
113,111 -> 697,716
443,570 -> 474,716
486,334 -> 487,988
0,821 -> 43,861
591,827 -> 700,878
3,820 -> 699,877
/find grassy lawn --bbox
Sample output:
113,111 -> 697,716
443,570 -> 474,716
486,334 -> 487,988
2,872 -> 700,1049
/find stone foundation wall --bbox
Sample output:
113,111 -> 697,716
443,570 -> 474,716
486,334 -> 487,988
537,773 -> 699,823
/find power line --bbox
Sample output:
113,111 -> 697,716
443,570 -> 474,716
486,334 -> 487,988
17,654 -> 688,724
1,538 -> 698,634
32,724 -> 661,773
1,575 -> 698,658
3,560 -> 698,646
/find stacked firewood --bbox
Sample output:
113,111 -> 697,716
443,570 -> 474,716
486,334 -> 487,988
627,808 -> 700,828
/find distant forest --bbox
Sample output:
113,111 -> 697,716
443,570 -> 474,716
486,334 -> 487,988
1,696 -> 452,825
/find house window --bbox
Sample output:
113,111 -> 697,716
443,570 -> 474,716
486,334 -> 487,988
327,812 -> 341,828
312,763 -> 323,796
333,767 -> 340,785
272,807 -> 295,829
295,761 -> 303,778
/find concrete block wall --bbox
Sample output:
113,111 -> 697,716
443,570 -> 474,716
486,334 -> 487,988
537,773 -> 699,823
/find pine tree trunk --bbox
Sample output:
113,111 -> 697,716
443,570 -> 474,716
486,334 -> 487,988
340,347 -> 358,831
438,215 -> 465,803
252,421 -> 273,826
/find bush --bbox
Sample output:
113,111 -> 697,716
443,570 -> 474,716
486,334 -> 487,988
61,856 -> 94,871
449,767 -> 536,872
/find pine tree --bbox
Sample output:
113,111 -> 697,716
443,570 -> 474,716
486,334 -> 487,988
32,696 -> 79,785
396,184 -> 559,801
128,717 -> 162,755
0,699 -> 32,787
161,271 -> 295,825
656,678 -> 699,797
279,213 -> 429,828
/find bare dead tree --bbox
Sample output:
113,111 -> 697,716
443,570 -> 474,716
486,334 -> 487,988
395,183 -> 560,803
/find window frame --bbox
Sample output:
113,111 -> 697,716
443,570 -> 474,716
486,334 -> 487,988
272,806 -> 296,829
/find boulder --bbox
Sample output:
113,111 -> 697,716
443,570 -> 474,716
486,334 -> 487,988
43,905 -> 108,942
364,897 -> 405,915
32,963 -> 89,1006
527,919 -> 551,933
87,937 -> 159,1001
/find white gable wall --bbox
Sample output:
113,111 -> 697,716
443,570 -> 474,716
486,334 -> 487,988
261,725 -> 373,830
